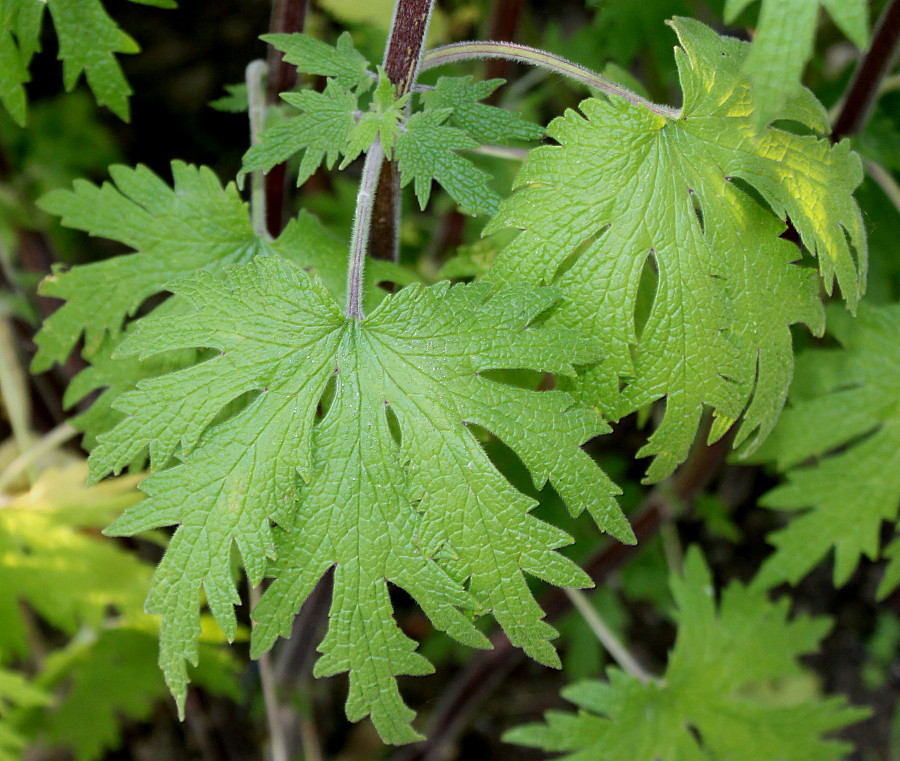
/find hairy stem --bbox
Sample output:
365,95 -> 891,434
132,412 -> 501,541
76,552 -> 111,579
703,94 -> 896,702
831,0 -> 900,141
264,0 -> 309,236
246,59 -> 271,240
420,41 -> 681,119
346,138 -> 386,320
369,0 -> 437,263
564,588 -> 652,684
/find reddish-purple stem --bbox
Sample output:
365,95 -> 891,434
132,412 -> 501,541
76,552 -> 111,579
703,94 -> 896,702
264,0 -> 308,236
832,0 -> 900,142
369,0 -> 436,262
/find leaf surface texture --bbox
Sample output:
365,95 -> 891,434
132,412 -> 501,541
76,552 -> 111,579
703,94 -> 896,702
487,18 -> 865,480
98,257 -> 632,742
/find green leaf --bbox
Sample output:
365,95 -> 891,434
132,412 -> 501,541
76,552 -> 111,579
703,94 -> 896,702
752,303 -> 900,594
242,81 -> 359,185
0,0 -> 43,124
33,161 -> 334,371
209,83 -> 248,113
98,256 -> 631,742
486,17 -> 865,481
0,465 -> 147,662
396,108 -> 500,215
0,0 -> 175,123
725,0 -> 868,128
261,30 -> 373,92
342,69 -> 408,164
48,0 -> 141,120
420,76 -> 545,145
36,626 -> 236,761
0,669 -> 48,761
505,548 -> 868,761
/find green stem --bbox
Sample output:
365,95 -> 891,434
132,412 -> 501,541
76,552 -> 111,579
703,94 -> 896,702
0,422 -> 78,495
420,41 -> 680,119
0,318 -> 37,483
346,138 -> 386,320
470,144 -> 528,161
246,59 -> 271,240
864,158 -> 900,214
249,583 -> 290,761
563,588 -> 653,684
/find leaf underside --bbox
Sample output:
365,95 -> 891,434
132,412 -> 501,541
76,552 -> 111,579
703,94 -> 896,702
34,162 -> 394,445
487,17 -> 865,481
98,257 -> 631,742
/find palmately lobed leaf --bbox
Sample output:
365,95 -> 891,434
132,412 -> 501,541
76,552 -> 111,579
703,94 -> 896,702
99,256 -> 631,742
752,302 -> 900,596
242,81 -> 359,185
33,161 -> 268,370
505,548 -> 869,761
486,17 -> 865,481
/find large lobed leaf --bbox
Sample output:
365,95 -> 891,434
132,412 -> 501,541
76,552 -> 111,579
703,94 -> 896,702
487,17 -> 865,481
753,302 -> 900,597
506,548 -> 868,761
98,256 -> 632,742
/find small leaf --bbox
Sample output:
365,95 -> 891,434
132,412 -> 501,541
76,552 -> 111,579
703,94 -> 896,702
342,69 -> 408,165
242,81 -> 358,185
753,303 -> 900,591
421,76 -> 544,145
396,108 -> 500,215
261,30 -> 373,92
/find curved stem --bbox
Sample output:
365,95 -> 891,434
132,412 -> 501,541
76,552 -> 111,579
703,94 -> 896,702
864,158 -> 900,214
420,41 -> 680,119
346,138 -> 386,320
249,584 -> 290,761
563,588 -> 653,685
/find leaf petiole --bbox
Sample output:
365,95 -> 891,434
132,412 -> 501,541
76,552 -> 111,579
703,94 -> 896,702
420,41 -> 680,119
346,137 -> 386,320
245,58 -> 271,240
